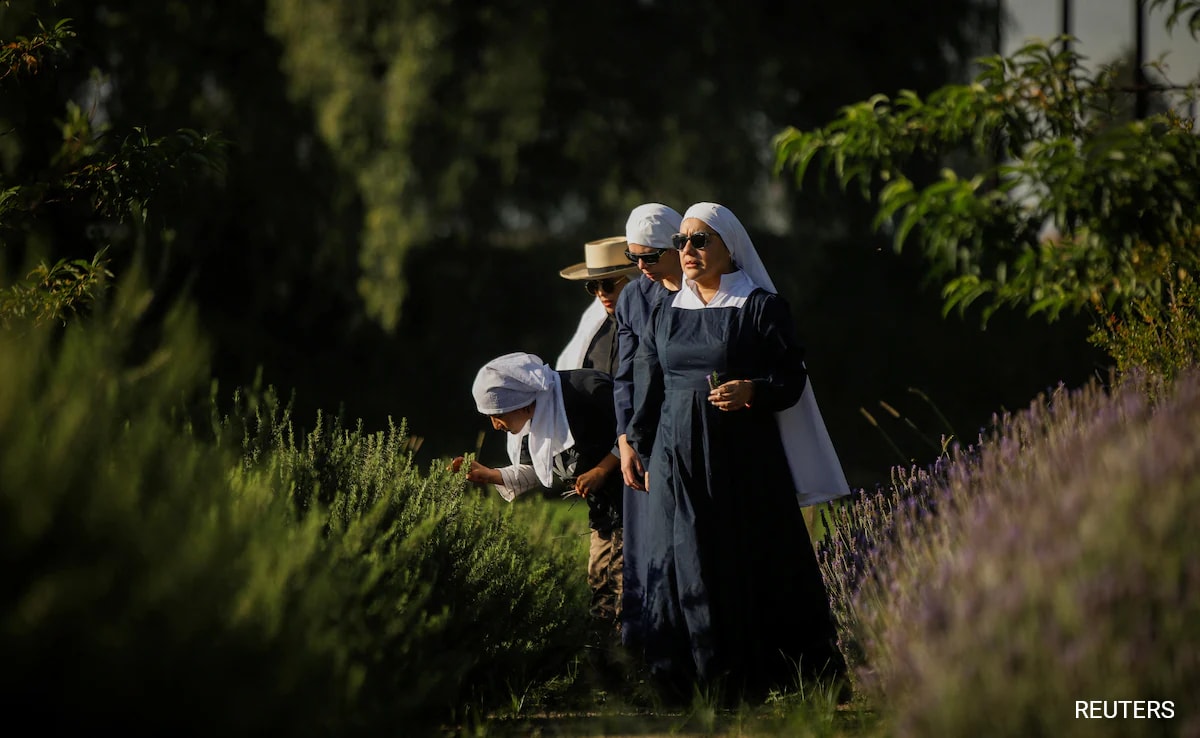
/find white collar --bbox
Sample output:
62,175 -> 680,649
674,270 -> 757,310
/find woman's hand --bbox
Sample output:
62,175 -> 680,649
618,435 -> 646,491
708,379 -> 755,411
450,456 -> 500,485
575,451 -> 620,498
574,467 -> 606,498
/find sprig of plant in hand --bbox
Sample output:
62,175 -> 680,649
708,371 -> 720,391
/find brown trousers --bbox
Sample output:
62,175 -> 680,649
587,527 -> 624,626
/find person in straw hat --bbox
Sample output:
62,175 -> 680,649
555,236 -> 639,375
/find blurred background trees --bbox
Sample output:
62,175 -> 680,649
1,0 -> 1115,487
776,0 -> 1199,394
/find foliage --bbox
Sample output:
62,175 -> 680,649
2,100 -> 230,246
0,275 -> 588,735
818,370 -> 1200,737
2,0 -> 1107,498
3,0 -> 1085,493
817,486 -> 906,696
0,13 -> 71,82
221,390 -> 591,727
1089,270 -> 1200,388
261,0 -> 996,330
0,9 -> 227,326
0,278 -> 335,736
54,126 -> 229,222
0,247 -> 111,325
1154,0 -> 1200,32
774,1 -> 1200,326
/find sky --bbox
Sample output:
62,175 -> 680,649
1004,0 -> 1200,84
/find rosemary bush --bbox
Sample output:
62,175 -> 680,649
0,292 -> 335,736
225,395 -> 590,728
1,283 -> 588,735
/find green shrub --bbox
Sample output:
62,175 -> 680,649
0,287 -> 337,736
225,396 -> 591,728
1089,269 -> 1200,389
0,251 -> 113,327
1,281 -> 589,735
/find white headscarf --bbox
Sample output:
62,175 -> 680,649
558,204 -> 682,369
555,299 -> 607,370
472,352 -> 575,487
625,203 -> 683,250
681,202 -> 851,506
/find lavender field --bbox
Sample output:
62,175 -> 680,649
818,369 -> 1200,737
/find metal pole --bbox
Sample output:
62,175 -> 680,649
1062,0 -> 1073,53
1134,0 -> 1148,119
995,0 -> 1004,55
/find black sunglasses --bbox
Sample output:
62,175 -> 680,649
584,277 -> 626,296
625,249 -> 666,265
671,231 -> 719,251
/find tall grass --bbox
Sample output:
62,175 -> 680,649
818,370 -> 1200,737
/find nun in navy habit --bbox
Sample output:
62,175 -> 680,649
627,202 -> 850,700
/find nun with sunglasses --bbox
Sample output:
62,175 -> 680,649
627,202 -> 850,701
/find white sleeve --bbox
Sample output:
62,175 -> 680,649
495,464 -> 542,502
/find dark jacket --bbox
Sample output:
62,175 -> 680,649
519,369 -> 623,533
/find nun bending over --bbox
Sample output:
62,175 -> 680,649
627,202 -> 850,701
453,353 -> 624,630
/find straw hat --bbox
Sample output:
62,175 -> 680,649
558,236 -> 639,281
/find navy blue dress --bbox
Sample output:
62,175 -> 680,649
628,273 -> 845,697
614,276 -> 673,647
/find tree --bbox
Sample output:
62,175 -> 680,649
12,0 -> 1099,487
773,0 -> 1200,329
264,0 -> 1001,330
0,5 -> 226,325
